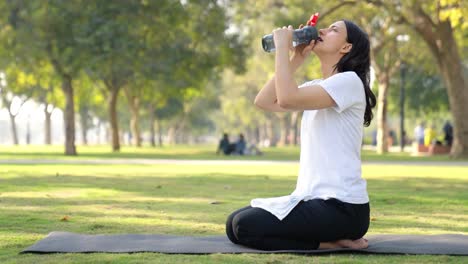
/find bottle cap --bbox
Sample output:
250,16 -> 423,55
307,13 -> 319,26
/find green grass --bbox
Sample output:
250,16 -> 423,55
0,157 -> 467,263
0,144 -> 465,162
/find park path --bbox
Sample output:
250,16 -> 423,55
1,158 -> 468,166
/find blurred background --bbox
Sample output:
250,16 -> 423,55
0,0 -> 466,157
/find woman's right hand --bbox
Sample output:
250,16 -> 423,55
290,24 -> 316,69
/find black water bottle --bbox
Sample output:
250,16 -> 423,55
261,26 -> 319,53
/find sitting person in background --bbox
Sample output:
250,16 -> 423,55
216,133 -> 235,155
234,134 -> 247,155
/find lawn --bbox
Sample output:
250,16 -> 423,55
0,144 -> 463,162
0,146 -> 467,263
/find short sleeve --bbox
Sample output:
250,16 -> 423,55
319,72 -> 364,113
298,79 -> 320,89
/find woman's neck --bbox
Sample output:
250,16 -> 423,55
317,54 -> 342,79
320,62 -> 336,79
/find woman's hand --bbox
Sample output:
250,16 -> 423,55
290,24 -> 316,69
272,25 -> 293,51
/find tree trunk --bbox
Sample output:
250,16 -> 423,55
105,122 -> 110,144
8,111 -> 19,145
149,103 -> 156,147
44,105 -> 52,145
124,89 -> 142,147
95,119 -> 101,145
167,126 -> 176,145
174,115 -> 187,144
156,118 -> 163,147
61,76 -> 77,155
254,126 -> 260,144
79,106 -> 89,145
108,87 -> 120,152
289,111 -> 300,145
4,97 -> 23,145
278,114 -> 290,146
259,122 -> 266,145
376,77 -> 390,154
436,22 -> 468,157
266,119 -> 276,147
129,97 -> 141,147
25,115 -> 31,144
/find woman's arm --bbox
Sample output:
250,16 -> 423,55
273,26 -> 335,111
255,25 -> 332,112
254,46 -> 308,112
254,75 -> 288,112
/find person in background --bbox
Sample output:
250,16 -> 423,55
442,121 -> 453,147
424,124 -> 437,147
234,134 -> 247,155
414,122 -> 425,145
216,133 -> 234,155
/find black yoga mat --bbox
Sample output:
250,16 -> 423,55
22,232 -> 468,255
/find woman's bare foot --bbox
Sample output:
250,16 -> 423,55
319,238 -> 368,250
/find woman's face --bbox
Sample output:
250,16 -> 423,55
313,21 -> 351,56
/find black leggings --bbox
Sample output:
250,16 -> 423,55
226,198 -> 369,250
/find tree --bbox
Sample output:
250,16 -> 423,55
74,74 -> 102,145
3,0 -> 94,154
394,68 -> 449,118
79,1 -> 146,151
362,14 -> 402,153
368,0 -> 468,157
1,67 -> 35,145
22,60 -> 64,145
0,3 -> 64,146
137,0 -> 246,145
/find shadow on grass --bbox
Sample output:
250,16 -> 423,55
1,172 -> 467,235
2,172 -> 466,198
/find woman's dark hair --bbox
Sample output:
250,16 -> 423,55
334,20 -> 376,127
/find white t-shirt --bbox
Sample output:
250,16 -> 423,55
251,71 -> 369,220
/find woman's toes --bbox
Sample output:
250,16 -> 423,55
336,238 -> 368,249
354,238 -> 369,249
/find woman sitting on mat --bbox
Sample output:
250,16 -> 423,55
226,19 -> 376,250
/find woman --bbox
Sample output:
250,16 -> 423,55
225,19 -> 376,250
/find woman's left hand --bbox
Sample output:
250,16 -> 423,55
272,25 -> 293,51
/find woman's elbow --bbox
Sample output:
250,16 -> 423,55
253,95 -> 260,106
254,96 -> 265,109
277,99 -> 293,109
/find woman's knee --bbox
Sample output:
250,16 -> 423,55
231,212 -> 256,244
226,206 -> 251,243
231,207 -> 270,240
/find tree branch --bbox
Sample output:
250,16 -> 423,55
414,5 -> 437,28
367,0 -> 441,61
366,0 -> 411,25
409,6 -> 441,59
388,58 -> 401,77
46,41 -> 70,80
320,1 -> 357,20
436,0 -> 441,24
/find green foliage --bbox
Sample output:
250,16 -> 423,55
0,0 -> 463,147
388,65 -> 449,118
